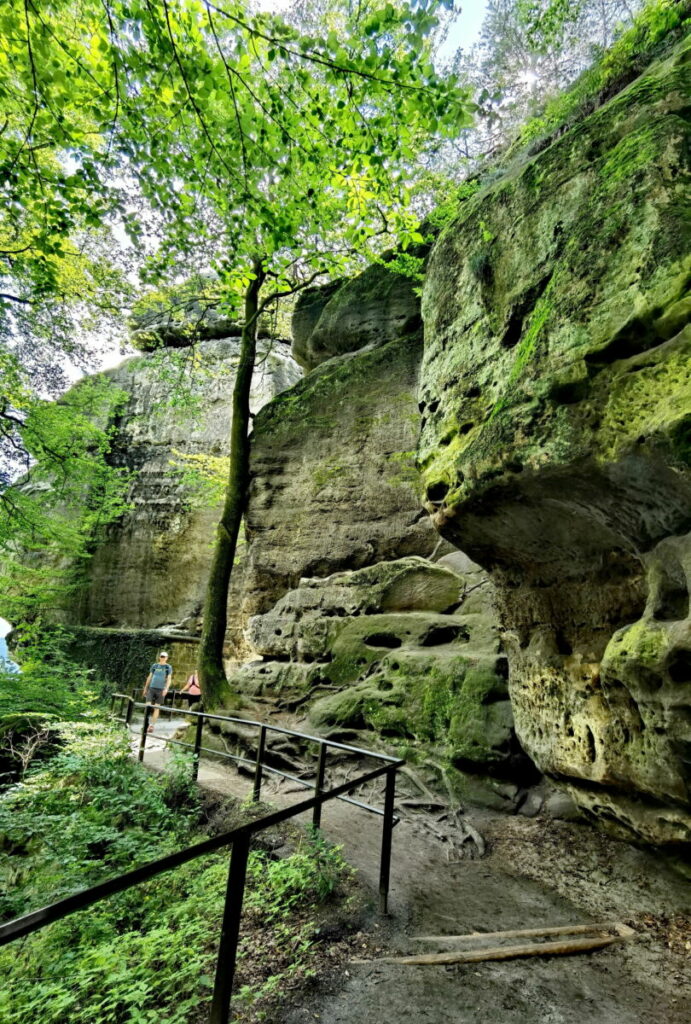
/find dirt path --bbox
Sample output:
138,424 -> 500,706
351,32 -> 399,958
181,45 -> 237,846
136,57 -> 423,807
132,715 -> 691,1024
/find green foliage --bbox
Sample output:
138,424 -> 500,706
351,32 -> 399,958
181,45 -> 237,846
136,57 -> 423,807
0,370 -> 132,622
0,626 -> 111,781
171,449 -> 230,508
0,726 -> 351,1024
518,0 -> 691,145
245,825 -> 349,918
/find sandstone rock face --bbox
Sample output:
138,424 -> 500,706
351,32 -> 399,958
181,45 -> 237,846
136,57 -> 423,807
236,557 -> 533,798
243,335 -> 441,625
291,264 -> 421,371
69,337 -> 300,650
419,36 -> 691,843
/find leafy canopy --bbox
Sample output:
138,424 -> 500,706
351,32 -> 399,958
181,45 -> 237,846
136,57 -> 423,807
2,0 -> 473,315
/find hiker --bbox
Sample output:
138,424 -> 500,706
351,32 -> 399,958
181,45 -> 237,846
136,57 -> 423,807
179,670 -> 202,707
143,651 -> 173,732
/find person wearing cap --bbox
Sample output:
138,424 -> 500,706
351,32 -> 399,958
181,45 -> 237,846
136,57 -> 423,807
143,652 -> 173,733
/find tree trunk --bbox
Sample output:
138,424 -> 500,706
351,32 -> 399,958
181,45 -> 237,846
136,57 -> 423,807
198,262 -> 265,706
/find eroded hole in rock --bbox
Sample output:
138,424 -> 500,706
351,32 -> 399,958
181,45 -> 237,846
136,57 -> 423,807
363,633 -> 402,649
549,379 -> 590,405
585,726 -> 597,764
460,421 -> 474,435
466,385 -> 481,398
274,628 -> 282,636
420,624 -> 469,646
495,656 -> 509,679
667,649 -> 691,684
653,567 -> 689,621
555,631 -> 573,655
378,680 -> 394,692
501,310 -> 524,349
426,480 -> 449,503
500,272 -> 554,350
428,398 -> 440,413
584,310 -> 667,368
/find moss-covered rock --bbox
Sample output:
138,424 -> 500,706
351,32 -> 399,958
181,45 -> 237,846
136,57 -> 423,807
56,339 -> 299,655
236,558 -> 535,794
291,264 -> 421,371
419,31 -> 691,844
244,338 -> 442,626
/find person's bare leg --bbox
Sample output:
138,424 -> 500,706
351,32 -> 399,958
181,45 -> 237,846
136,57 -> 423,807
148,701 -> 161,732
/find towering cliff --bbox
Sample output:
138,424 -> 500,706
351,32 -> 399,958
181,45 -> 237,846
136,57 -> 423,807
419,32 -> 691,843
59,336 -> 300,669
39,21 -> 691,843
242,332 -> 439,623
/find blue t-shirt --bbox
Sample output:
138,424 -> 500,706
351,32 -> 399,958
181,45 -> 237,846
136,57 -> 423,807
149,663 -> 172,688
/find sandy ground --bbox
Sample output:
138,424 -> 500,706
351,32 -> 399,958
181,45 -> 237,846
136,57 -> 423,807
132,713 -> 691,1024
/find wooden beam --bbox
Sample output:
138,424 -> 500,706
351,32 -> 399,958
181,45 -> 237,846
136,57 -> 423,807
411,921 -> 625,944
365,926 -> 635,967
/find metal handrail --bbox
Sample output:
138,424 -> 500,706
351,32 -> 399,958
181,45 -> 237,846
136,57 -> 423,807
111,692 -> 401,760
113,691 -> 400,821
2,692 -> 404,1024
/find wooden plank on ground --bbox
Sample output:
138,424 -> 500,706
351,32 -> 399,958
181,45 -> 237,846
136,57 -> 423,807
365,926 -> 635,967
411,921 -> 624,944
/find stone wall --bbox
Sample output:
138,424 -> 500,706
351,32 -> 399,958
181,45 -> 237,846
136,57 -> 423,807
419,34 -> 691,843
65,337 -> 300,658
242,334 -> 442,627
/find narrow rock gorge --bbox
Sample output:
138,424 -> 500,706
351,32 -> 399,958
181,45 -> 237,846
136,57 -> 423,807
53,29 -> 690,847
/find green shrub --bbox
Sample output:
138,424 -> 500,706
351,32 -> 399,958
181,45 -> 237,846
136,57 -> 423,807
0,725 -> 351,1024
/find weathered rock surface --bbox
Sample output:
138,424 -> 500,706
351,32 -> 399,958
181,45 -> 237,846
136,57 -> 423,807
236,557 -> 536,799
291,263 -> 421,371
243,335 -> 442,626
419,35 -> 691,843
66,338 -> 300,654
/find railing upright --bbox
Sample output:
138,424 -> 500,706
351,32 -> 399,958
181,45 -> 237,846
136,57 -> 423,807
312,742 -> 327,829
125,696 -> 134,728
192,710 -> 205,782
252,725 -> 267,802
379,767 -> 396,915
209,833 -> 251,1024
138,703 -> 151,762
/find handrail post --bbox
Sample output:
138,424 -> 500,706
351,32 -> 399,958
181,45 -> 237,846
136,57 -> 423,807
252,725 -> 266,802
138,703 -> 151,763
379,767 -> 396,915
209,833 -> 251,1024
192,709 -> 205,782
125,696 -> 134,728
312,742 -> 327,829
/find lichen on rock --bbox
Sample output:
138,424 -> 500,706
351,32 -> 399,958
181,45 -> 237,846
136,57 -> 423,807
237,557 -> 534,797
291,262 -> 422,371
418,31 -> 691,843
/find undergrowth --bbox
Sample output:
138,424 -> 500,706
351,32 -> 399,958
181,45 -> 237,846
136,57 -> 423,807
0,723 -> 353,1024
